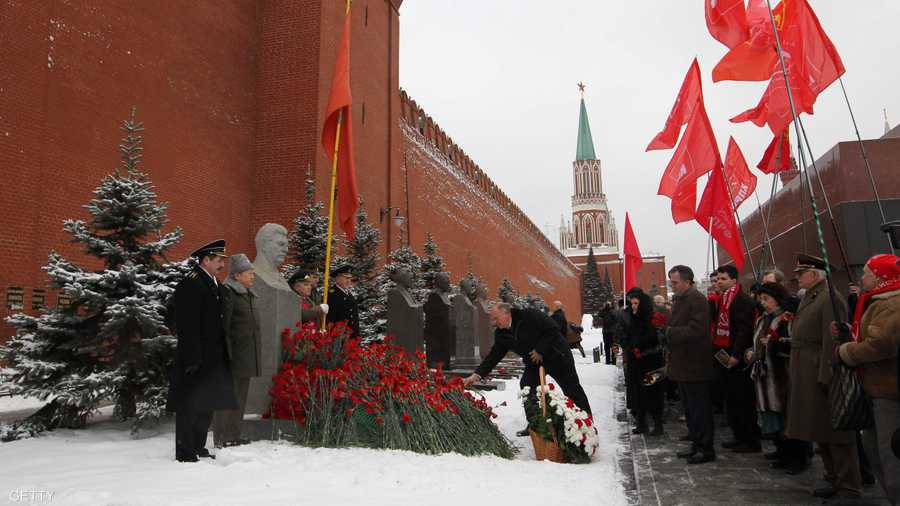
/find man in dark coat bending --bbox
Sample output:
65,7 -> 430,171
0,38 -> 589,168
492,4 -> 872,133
167,239 -> 238,462
463,302 -> 592,418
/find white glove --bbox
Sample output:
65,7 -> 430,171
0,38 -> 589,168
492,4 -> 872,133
320,304 -> 329,314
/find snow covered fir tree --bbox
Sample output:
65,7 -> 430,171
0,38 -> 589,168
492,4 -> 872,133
420,232 -> 445,290
344,205 -> 382,341
581,246 -> 603,316
285,170 -> 329,278
0,109 -> 185,441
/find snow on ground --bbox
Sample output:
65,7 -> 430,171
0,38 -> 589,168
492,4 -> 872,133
0,395 -> 46,413
0,327 -> 626,506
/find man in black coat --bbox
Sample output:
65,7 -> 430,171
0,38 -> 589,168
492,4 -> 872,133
463,302 -> 592,416
600,303 -> 618,365
713,265 -> 761,453
550,300 -> 568,336
326,264 -> 360,338
167,240 -> 238,462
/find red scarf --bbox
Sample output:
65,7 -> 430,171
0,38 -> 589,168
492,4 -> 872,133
714,284 -> 738,348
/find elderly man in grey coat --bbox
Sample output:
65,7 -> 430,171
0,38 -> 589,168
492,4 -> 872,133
786,254 -> 860,500
213,254 -> 261,448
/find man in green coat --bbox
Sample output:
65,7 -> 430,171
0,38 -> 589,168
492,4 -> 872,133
213,253 -> 261,448
785,254 -> 860,499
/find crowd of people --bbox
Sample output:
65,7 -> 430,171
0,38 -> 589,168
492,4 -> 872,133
598,254 -> 900,503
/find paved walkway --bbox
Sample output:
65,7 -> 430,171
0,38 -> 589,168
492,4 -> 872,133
616,371 -> 891,506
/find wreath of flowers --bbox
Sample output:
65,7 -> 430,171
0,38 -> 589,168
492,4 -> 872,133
520,382 -> 599,463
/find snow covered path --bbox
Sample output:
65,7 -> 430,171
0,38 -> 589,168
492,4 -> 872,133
0,327 -> 627,506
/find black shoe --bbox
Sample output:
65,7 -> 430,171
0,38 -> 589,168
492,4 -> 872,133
862,471 -> 876,486
811,486 -> 860,499
687,452 -> 716,464
677,447 -> 699,458
678,434 -> 693,442
783,461 -> 809,475
176,455 -> 198,463
764,450 -> 783,460
632,426 -> 648,435
770,460 -> 787,469
731,442 -> 762,453
721,439 -> 740,449
516,428 -> 530,437
196,448 -> 216,459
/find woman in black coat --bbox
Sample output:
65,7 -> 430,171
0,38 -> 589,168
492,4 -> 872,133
628,289 -> 666,436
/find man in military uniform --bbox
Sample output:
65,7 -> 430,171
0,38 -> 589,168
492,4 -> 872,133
167,240 -> 238,462
785,254 -> 859,499
326,264 -> 360,338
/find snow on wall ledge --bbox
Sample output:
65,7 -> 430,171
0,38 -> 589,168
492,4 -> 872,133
400,91 -> 581,313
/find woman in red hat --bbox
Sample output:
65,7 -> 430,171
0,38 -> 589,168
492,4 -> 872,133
836,254 -> 900,505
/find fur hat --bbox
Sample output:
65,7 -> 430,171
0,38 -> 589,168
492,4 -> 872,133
757,282 -> 789,307
228,253 -> 253,275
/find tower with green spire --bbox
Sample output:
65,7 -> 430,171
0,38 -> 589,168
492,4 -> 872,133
559,84 -> 618,259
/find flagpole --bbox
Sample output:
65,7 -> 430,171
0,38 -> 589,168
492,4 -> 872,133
719,164 -> 758,280
321,111 -> 343,330
320,0 -> 352,330
837,77 -> 895,254
753,176 -> 777,268
765,0 -> 846,333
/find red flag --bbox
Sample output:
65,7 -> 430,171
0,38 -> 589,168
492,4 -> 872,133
705,0 -> 749,49
646,59 -> 703,151
657,102 -> 722,223
696,167 -> 746,271
757,129 -> 792,173
623,213 -> 643,291
322,9 -> 359,241
711,0 -> 780,82
730,0 -> 844,134
722,137 -> 757,209
783,0 -> 845,110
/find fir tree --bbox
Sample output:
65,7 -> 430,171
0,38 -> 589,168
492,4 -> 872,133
420,232 -> 445,290
581,247 -> 603,316
601,267 -> 614,306
285,170 -> 328,278
345,206 -> 381,341
497,278 -> 518,305
0,108 -> 183,440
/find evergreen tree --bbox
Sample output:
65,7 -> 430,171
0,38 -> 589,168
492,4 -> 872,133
420,232 -> 445,290
0,108 -> 183,440
581,247 -> 603,316
345,206 -> 381,341
497,278 -> 518,305
601,267 -> 614,306
285,170 -> 328,278
370,246 -> 424,340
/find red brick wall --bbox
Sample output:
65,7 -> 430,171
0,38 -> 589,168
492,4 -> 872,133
0,0 -> 582,338
567,253 -> 669,299
1,0 -> 258,334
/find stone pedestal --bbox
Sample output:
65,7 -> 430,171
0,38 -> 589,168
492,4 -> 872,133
424,291 -> 454,369
386,288 -> 424,355
452,294 -> 479,368
244,270 -> 300,415
476,300 -> 493,359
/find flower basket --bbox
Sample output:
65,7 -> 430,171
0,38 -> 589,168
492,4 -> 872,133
528,366 -> 567,463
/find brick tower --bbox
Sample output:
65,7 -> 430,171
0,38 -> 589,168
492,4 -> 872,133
559,89 -> 618,260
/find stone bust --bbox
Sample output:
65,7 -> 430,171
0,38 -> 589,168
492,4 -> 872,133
433,272 -> 452,304
389,268 -> 418,306
460,277 -> 478,303
252,223 -> 291,290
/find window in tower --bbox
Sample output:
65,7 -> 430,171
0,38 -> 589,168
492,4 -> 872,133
583,215 -> 593,244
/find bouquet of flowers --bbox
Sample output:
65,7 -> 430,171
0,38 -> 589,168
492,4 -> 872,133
520,368 -> 599,464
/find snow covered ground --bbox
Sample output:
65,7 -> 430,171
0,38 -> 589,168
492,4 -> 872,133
0,325 -> 626,506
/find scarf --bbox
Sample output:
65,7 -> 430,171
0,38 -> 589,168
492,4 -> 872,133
851,254 -> 900,340
714,284 -> 738,348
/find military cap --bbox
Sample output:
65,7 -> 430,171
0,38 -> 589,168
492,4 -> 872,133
793,253 -> 828,272
191,239 -> 227,259
332,264 -> 354,278
288,269 -> 314,286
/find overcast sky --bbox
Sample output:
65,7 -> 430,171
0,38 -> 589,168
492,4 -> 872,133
398,1 -> 900,276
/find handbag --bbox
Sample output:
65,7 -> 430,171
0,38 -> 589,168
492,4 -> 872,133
828,362 -> 874,431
